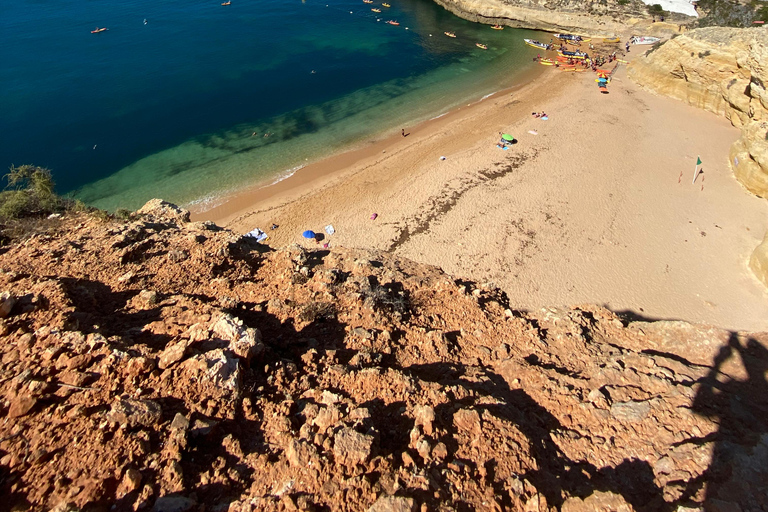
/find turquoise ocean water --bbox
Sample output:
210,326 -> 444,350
0,0 -> 543,211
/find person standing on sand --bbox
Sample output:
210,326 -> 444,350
401,128 -> 405,137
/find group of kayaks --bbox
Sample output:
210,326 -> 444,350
365,0 -> 391,10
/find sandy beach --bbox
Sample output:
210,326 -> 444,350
196,50 -> 768,332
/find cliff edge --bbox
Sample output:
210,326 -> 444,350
627,27 -> 768,287
431,0 -> 687,38
1,201 -> 767,511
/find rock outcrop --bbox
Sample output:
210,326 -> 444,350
1,202 -> 767,510
431,0 -> 686,38
628,27 -> 768,286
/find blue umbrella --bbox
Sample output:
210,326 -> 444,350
302,230 -> 316,239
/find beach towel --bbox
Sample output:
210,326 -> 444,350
245,228 -> 268,243
325,224 -> 335,235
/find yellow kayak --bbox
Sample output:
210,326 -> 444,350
372,8 -> 381,12
476,43 -> 487,49
603,37 -> 620,43
491,25 -> 504,30
382,2 -> 391,5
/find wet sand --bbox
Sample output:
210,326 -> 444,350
197,53 -> 768,332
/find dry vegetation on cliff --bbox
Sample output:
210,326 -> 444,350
1,201 -> 767,511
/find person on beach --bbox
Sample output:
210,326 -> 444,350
401,128 -> 405,137
626,42 -> 630,52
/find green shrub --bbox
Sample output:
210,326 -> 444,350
648,3 -> 665,15
0,164 -> 68,220
617,0 -> 629,5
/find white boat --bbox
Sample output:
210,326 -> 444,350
631,36 -> 661,45
524,38 -> 549,50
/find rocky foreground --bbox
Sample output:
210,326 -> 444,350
1,200 -> 767,511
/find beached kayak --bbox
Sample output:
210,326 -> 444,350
524,39 -> 548,50
603,37 -> 620,43
539,58 -> 555,65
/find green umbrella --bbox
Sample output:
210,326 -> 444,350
501,133 -> 515,141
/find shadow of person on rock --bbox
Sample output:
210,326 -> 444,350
687,333 -> 768,510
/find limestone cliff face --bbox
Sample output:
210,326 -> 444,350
627,27 -> 768,287
431,0 -> 682,37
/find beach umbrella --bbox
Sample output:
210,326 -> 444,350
501,133 -> 515,141
302,230 -> 316,239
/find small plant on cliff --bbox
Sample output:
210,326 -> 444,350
0,165 -> 66,220
647,3 -> 665,15
617,0 -> 629,5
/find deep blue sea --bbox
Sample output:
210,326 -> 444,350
0,0 -> 542,211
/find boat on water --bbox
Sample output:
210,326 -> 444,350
382,2 -> 391,6
91,27 -> 108,33
363,0 -> 373,3
386,20 -> 399,25
523,39 -> 548,50
476,43 -> 487,49
372,8 -> 381,12
221,1 -> 231,5
630,36 -> 660,45
444,31 -> 456,38
603,37 -> 620,43
491,25 -> 504,30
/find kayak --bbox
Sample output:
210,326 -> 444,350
476,43 -> 487,49
444,31 -> 456,38
491,25 -> 504,30
631,36 -> 660,45
382,2 -> 391,6
371,8 -> 381,12
91,27 -> 107,33
524,39 -> 548,50
386,20 -> 399,25
221,0 -> 231,4
539,58 -> 555,65
603,37 -> 620,43
363,0 -> 373,3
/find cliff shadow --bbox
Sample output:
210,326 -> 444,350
402,362 -> 667,510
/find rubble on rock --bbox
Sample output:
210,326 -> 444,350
1,203 -> 766,511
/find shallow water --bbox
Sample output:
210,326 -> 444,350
1,0 -> 543,211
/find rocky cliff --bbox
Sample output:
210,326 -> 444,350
1,201 -> 767,511
626,27 -> 768,287
431,0 -> 686,38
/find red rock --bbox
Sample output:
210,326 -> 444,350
8,395 -> 37,418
